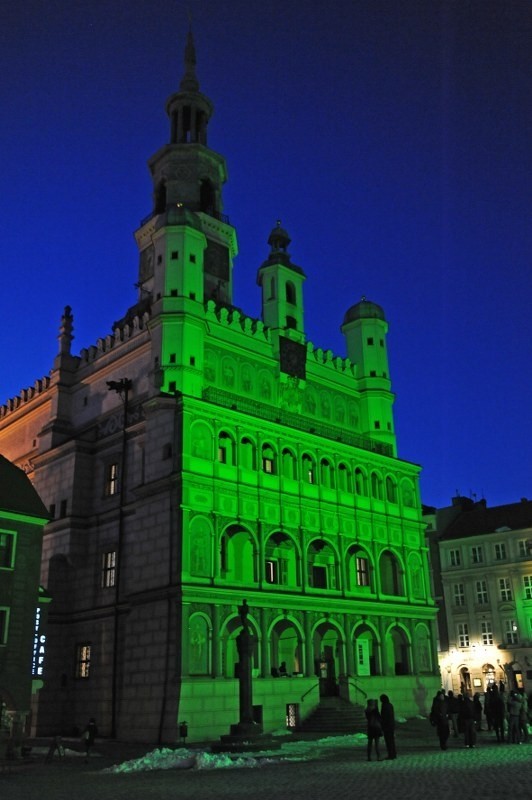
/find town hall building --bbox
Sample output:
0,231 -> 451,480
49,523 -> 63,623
0,32 -> 439,742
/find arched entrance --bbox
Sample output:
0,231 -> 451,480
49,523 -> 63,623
314,622 -> 344,696
459,665 -> 472,696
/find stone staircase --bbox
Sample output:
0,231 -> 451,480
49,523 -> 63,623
297,697 -> 366,734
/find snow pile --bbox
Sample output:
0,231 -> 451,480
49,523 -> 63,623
103,732 -> 368,774
105,747 -> 196,773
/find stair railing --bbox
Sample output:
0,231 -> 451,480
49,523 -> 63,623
347,680 -> 368,704
300,682 -> 320,702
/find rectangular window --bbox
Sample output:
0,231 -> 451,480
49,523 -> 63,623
471,545 -> 483,564
449,549 -> 461,567
453,583 -> 465,606
480,621 -> 493,645
75,644 -> 91,678
495,543 -> 507,561
262,457 -> 274,474
0,608 -> 9,644
476,580 -> 489,604
311,565 -> 327,589
457,622 -> 469,648
101,551 -> 116,588
524,576 -> 532,600
59,499 -> 68,517
286,703 -> 300,729
518,539 -> 531,558
504,620 -> 518,645
356,557 -> 369,587
499,577 -> 512,601
0,532 -> 15,569
105,463 -> 120,496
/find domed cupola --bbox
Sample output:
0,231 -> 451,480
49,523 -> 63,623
343,297 -> 386,325
257,221 -> 306,338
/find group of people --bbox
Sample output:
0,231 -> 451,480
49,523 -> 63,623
430,685 -> 530,750
365,695 -> 396,761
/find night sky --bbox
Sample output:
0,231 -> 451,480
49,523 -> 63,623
1,1 -> 531,509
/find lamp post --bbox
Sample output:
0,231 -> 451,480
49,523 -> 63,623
106,378 -> 132,739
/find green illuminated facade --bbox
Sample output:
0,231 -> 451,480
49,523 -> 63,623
0,33 -> 439,741
0,455 -> 49,743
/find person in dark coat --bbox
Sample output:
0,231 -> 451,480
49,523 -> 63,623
491,685 -> 506,742
365,698 -> 382,761
83,718 -> 98,762
430,690 -> 450,750
460,695 -> 477,748
380,694 -> 397,759
473,693 -> 483,731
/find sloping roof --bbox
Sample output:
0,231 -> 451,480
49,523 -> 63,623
440,499 -> 532,540
0,454 -> 48,519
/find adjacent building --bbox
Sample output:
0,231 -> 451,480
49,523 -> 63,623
0,455 -> 49,742
426,496 -> 532,696
0,32 -> 439,742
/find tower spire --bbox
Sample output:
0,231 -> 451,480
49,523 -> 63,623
180,26 -> 199,93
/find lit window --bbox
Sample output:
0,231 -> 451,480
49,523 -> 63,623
262,445 -> 276,475
471,546 -> 483,564
265,559 -> 278,584
453,583 -> 465,606
480,621 -> 493,645
75,644 -> 91,678
494,543 -> 506,561
499,577 -> 512,602
356,556 -> 370,587
476,580 -> 489,604
105,463 -> 119,496
504,620 -> 518,645
101,551 -> 117,588
0,532 -> 15,569
524,576 -> 532,600
449,549 -> 461,567
0,608 -> 9,645
457,623 -> 469,648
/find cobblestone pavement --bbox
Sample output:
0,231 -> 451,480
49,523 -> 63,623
2,721 -> 531,800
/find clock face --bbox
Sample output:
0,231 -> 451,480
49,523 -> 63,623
204,239 -> 229,280
139,246 -> 155,282
280,336 -> 306,379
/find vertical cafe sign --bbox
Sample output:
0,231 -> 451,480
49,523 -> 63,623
32,607 -> 46,676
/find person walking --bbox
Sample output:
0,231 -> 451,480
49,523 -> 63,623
447,690 -> 460,737
507,690 -> 522,744
518,690 -> 529,743
380,694 -> 397,759
491,684 -> 506,742
83,718 -> 98,762
460,694 -> 477,748
430,690 -> 450,750
365,698 -> 382,762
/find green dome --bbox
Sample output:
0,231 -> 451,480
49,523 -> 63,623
343,298 -> 386,325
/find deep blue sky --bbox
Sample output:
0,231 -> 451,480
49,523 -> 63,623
1,0 -> 531,509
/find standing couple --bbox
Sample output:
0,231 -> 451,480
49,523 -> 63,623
365,695 -> 397,761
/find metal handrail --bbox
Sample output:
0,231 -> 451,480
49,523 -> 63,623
300,682 -> 320,702
347,680 -> 368,700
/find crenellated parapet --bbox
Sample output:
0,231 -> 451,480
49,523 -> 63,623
78,311 -> 151,364
0,377 -> 51,419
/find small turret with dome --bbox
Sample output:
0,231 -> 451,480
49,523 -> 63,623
257,221 -> 306,340
341,296 -> 395,454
